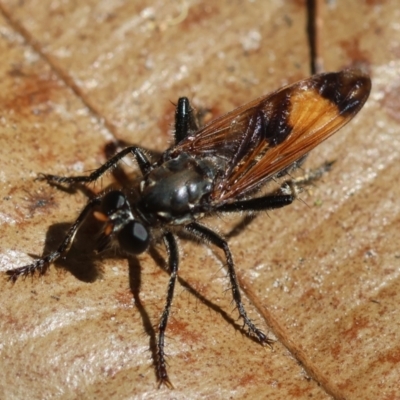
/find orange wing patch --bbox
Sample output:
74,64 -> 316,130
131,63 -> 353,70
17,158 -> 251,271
210,69 -> 371,202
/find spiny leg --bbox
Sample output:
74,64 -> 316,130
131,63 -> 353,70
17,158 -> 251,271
157,231 -> 179,389
6,196 -> 102,282
40,146 -> 152,186
217,160 -> 335,214
217,192 -> 294,213
290,160 -> 334,186
185,222 -> 273,346
174,97 -> 199,144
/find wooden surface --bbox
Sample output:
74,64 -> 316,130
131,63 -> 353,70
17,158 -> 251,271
0,1 -> 399,399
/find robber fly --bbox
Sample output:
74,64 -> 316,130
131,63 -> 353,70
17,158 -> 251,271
7,68 -> 371,387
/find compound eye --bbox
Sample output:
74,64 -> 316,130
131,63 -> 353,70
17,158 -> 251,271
118,221 -> 149,254
101,191 -> 127,215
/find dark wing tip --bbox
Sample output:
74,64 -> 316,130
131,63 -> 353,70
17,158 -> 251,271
316,68 -> 372,116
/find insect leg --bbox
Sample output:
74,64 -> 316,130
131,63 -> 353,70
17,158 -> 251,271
41,146 -> 152,185
185,222 -> 273,346
290,160 -> 335,186
157,231 -> 179,389
217,193 -> 294,213
218,160 -> 335,213
174,97 -> 199,144
6,196 -> 102,282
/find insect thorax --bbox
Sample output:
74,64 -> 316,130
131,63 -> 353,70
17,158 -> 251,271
137,152 -> 217,225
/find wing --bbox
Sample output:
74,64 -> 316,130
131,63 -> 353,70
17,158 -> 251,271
172,68 -> 371,203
